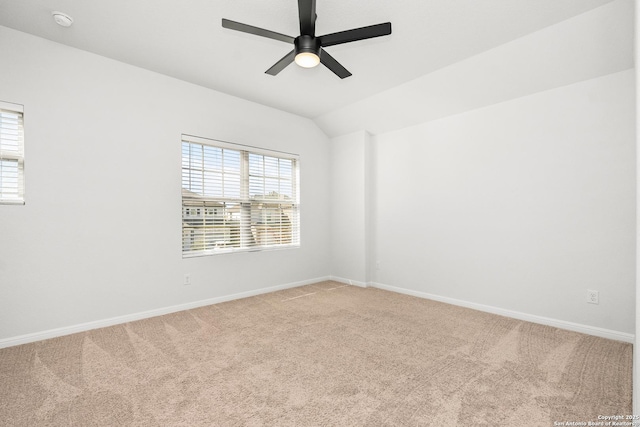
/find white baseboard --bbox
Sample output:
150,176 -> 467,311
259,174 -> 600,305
0,276 -> 331,349
368,281 -> 634,344
329,275 -> 368,288
3,276 -> 632,348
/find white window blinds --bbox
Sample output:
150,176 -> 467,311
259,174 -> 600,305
0,102 -> 24,204
181,135 -> 299,256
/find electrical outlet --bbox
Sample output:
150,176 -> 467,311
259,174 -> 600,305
184,274 -> 191,286
587,289 -> 599,304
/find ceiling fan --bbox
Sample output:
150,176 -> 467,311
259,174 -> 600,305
222,0 -> 392,79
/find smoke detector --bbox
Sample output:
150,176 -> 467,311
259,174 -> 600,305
52,11 -> 73,28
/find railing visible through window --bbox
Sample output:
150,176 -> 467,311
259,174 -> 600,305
181,135 -> 299,256
0,102 -> 24,205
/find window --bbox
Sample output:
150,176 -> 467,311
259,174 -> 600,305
0,102 -> 24,204
181,134 -> 300,256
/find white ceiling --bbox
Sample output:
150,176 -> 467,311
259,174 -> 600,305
0,0 -> 617,119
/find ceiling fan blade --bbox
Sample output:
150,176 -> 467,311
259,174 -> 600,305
319,22 -> 392,47
222,18 -> 294,44
265,50 -> 296,76
319,49 -> 352,79
298,0 -> 316,36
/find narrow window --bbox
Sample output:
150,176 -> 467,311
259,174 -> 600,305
0,102 -> 24,205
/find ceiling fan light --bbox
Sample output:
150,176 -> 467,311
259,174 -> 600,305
295,52 -> 320,68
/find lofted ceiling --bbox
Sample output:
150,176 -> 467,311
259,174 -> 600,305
0,0 -> 617,119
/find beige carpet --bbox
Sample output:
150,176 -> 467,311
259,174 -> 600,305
0,281 -> 632,426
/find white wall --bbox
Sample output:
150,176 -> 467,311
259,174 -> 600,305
321,0 -> 635,341
372,69 -> 635,335
0,26 -> 331,342
329,131 -> 373,285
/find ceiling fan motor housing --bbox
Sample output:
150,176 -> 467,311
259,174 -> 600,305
294,35 -> 321,57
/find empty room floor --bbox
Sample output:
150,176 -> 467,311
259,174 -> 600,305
0,281 -> 632,426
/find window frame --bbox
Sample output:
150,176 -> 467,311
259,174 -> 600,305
0,101 -> 25,205
181,134 -> 300,257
